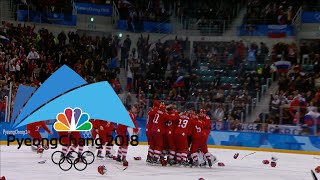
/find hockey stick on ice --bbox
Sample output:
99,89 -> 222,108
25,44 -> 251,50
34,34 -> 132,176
314,157 -> 320,160
311,170 -> 318,180
115,166 -> 128,171
241,152 -> 256,160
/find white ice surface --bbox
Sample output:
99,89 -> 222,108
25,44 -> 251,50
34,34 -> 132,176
0,145 -> 319,180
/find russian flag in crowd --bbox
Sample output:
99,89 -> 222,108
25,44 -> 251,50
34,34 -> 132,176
267,25 -> 287,38
0,35 -> 10,43
172,76 -> 185,87
275,60 -> 291,73
304,111 -> 316,126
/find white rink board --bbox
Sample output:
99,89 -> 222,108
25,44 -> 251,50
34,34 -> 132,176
0,145 -> 319,180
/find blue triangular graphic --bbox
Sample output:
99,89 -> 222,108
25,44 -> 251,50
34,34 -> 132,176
10,85 -> 36,124
16,81 -> 134,128
13,65 -> 87,127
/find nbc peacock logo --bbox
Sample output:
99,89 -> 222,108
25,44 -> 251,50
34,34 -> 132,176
53,107 -> 92,131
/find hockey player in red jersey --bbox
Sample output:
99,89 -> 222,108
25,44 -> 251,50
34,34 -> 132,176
164,105 -> 179,165
199,109 -> 211,152
146,101 -> 160,163
174,111 -> 202,166
150,103 -> 176,164
91,119 -> 114,158
90,119 -> 103,157
98,120 -> 115,158
26,121 -> 53,153
198,109 -> 217,167
115,105 -> 139,166
71,131 -> 85,156
100,121 -> 116,158
190,114 -> 205,167
57,131 -> 72,157
58,131 -> 85,159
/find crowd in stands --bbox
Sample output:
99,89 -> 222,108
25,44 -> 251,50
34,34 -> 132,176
253,41 -> 320,136
299,40 -> 320,67
0,19 -> 318,135
264,70 -> 319,135
128,38 -> 319,135
271,42 -> 298,65
115,0 -> 243,35
126,37 -> 273,127
243,0 -> 317,25
116,0 -> 172,32
178,0 -> 243,35
0,21 -> 125,121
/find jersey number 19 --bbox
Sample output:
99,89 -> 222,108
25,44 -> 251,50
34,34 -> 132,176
178,119 -> 188,128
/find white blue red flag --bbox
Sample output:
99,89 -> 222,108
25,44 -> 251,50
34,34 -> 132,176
275,60 -> 291,73
172,76 -> 185,87
267,25 -> 287,38
0,35 -> 10,43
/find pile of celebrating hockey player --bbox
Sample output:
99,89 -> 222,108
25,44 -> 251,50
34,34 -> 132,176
146,101 -> 216,168
25,102 -> 215,168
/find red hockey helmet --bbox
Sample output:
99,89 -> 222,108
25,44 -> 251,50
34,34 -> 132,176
97,165 -> 107,175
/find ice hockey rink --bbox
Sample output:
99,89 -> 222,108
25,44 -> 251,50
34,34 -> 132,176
0,145 -> 318,180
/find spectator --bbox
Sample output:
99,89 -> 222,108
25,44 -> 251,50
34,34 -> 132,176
27,47 -> 40,63
213,104 -> 224,121
247,46 -> 257,71
58,31 -> 67,46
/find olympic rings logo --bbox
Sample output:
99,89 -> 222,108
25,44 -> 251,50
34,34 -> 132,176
51,151 -> 95,171
81,131 -> 92,138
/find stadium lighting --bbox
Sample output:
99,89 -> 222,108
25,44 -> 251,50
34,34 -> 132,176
90,17 -> 94,22
119,33 -> 123,38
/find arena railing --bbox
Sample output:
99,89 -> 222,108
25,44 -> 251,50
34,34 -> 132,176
16,4 -> 75,26
176,18 -> 230,36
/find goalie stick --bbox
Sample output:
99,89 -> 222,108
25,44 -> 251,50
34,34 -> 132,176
311,170 -> 318,180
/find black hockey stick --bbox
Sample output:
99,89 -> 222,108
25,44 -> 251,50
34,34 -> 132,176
115,166 -> 128,171
241,152 -> 256,160
311,170 -> 318,180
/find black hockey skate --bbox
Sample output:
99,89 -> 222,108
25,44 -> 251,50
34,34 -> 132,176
199,161 -> 207,167
146,157 -> 153,164
190,160 -> 199,168
207,159 -> 212,167
97,152 -> 104,159
61,152 -> 74,159
115,155 -> 122,162
167,159 -> 177,166
181,160 -> 190,167
105,152 -> 113,159
152,158 -> 161,166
